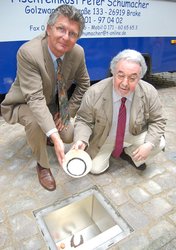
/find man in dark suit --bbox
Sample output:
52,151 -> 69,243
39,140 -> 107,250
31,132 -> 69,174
1,5 -> 90,191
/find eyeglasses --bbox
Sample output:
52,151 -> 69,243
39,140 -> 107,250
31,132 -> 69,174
54,25 -> 79,40
115,72 -> 139,83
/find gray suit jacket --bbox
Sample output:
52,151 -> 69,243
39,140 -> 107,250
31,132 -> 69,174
1,34 -> 90,134
74,77 -> 166,159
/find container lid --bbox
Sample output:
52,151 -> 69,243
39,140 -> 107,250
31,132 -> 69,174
63,149 -> 92,178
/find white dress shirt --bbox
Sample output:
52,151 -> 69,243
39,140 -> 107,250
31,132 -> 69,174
107,87 -> 134,144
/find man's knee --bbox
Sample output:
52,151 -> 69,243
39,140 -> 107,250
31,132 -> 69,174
18,105 -> 43,135
90,161 -> 109,175
59,123 -> 74,143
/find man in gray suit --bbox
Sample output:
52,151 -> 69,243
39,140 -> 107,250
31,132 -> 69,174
1,5 -> 90,191
72,49 -> 166,173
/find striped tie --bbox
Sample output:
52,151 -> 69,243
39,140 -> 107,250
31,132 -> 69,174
56,58 -> 70,126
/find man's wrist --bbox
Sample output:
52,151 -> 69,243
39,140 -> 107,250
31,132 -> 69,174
145,141 -> 155,149
50,131 -> 61,143
46,128 -> 58,137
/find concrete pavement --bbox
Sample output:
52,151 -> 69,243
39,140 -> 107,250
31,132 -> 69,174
0,86 -> 176,250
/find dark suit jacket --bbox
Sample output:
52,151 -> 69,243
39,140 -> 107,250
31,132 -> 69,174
1,34 -> 90,134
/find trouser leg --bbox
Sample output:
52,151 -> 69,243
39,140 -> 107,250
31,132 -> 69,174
59,117 -> 74,144
18,104 -> 50,169
124,132 -> 166,167
90,143 -> 114,174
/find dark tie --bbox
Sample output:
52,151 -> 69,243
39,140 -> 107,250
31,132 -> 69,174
56,58 -> 70,126
112,97 -> 127,158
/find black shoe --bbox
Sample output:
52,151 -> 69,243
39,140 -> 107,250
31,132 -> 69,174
120,150 -> 146,170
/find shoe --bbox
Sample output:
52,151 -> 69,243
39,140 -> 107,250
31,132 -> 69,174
36,163 -> 56,191
120,150 -> 146,170
46,137 -> 54,147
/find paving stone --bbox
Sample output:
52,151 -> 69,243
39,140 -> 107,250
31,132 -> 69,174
149,220 -> 175,240
128,187 -> 151,203
168,212 -> 176,224
10,136 -> 27,151
163,161 -> 176,173
0,137 -> 26,160
90,172 -> 113,186
0,148 -> 17,160
11,171 -> 36,190
0,225 -> 9,248
152,151 -> 168,163
109,159 -> 129,177
102,185 -> 128,206
166,188 -> 176,205
3,247 -> 15,250
5,237 -> 48,250
63,175 -> 94,194
19,236 -> 46,250
143,197 -> 172,219
2,157 -> 27,174
165,151 -> 176,163
0,174 -> 12,192
160,240 -> 176,250
35,185 -> 66,207
122,174 -> 144,187
142,180 -> 162,195
0,208 -> 5,223
142,164 -> 165,178
55,167 -> 75,184
17,145 -> 33,159
0,187 -> 31,204
109,171 -> 144,188
118,203 -> 149,230
145,230 -> 176,250
5,196 -> 38,217
9,214 -> 38,241
154,173 -> 176,190
0,159 -> 6,169
118,234 -> 149,250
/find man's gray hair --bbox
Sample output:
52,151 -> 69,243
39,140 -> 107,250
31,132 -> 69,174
47,5 -> 85,38
110,49 -> 147,78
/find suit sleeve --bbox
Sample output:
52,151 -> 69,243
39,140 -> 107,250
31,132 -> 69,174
17,47 -> 56,134
74,87 -> 95,144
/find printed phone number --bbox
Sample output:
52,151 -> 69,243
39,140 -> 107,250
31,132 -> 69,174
85,15 -> 123,24
89,24 -> 138,31
85,16 -> 140,25
92,8 -> 141,17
